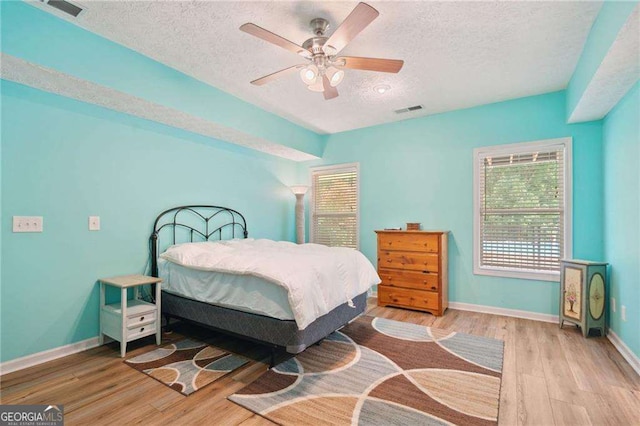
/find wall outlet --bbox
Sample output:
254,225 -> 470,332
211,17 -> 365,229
89,216 -> 100,231
621,305 -> 626,322
13,216 -> 43,233
611,297 -> 616,313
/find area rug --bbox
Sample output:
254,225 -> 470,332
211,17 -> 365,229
229,316 -> 504,425
125,338 -> 250,396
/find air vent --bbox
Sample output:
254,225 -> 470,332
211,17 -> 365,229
41,0 -> 83,17
394,105 -> 423,114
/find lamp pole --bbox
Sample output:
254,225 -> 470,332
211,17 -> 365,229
290,186 -> 309,244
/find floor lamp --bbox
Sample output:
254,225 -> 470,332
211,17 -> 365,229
290,185 -> 309,244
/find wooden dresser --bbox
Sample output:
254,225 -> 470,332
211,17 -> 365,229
375,230 -> 449,316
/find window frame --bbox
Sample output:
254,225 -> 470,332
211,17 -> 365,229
473,137 -> 572,281
309,162 -> 360,250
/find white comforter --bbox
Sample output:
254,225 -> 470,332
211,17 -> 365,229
160,239 -> 380,330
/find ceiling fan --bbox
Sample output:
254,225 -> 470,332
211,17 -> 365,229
240,2 -> 404,100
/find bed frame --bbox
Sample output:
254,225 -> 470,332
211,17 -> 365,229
149,205 -> 368,358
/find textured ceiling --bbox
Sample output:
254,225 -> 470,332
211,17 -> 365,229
30,1 -> 602,134
569,5 -> 639,123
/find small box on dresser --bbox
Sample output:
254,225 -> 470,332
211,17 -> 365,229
375,230 -> 449,316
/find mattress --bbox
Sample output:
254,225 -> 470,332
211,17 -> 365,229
160,239 -> 380,329
158,258 -> 295,320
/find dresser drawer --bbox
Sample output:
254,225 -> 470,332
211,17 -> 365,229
126,310 -> 156,328
378,286 -> 439,311
379,269 -> 439,292
378,233 -> 439,253
379,251 -> 439,273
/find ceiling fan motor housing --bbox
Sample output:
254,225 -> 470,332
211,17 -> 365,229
302,36 -> 329,56
310,18 -> 329,36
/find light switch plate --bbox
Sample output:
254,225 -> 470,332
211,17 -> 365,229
13,216 -> 43,232
89,216 -> 100,231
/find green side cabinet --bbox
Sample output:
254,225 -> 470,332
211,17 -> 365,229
559,259 -> 608,337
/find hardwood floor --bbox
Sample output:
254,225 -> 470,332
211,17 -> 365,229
1,298 -> 639,425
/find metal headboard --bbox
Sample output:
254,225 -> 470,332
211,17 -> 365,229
150,205 -> 248,277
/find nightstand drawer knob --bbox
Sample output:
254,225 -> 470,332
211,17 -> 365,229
140,327 -> 145,332
140,316 -> 145,321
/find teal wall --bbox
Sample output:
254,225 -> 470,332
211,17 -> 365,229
603,81 -> 640,357
566,1 -> 638,119
0,81 -> 300,362
1,1 -> 325,158
318,91 -> 604,316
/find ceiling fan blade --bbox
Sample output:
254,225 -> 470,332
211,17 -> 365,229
339,56 -> 404,73
323,3 -> 379,55
240,23 -> 310,58
250,65 -> 305,86
322,75 -> 339,100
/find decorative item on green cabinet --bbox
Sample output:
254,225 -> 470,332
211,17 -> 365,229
559,259 -> 608,338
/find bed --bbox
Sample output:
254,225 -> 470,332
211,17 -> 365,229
150,205 -> 379,356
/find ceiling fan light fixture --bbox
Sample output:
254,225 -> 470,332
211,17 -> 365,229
300,64 -> 319,85
326,67 -> 345,87
307,80 -> 324,92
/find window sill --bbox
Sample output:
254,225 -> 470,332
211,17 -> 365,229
474,267 -> 560,282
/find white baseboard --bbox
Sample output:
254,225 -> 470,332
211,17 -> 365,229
448,301 -> 559,323
607,330 -> 640,376
0,337 -> 101,376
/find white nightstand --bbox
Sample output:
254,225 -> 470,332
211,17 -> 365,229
99,274 -> 162,357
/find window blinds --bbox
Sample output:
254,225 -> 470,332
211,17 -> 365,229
311,166 -> 358,249
478,147 -> 565,272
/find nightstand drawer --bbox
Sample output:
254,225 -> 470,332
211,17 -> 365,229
126,322 -> 157,340
379,269 -> 439,291
379,251 -> 439,273
126,311 -> 156,328
378,286 -> 439,311
378,233 -> 439,253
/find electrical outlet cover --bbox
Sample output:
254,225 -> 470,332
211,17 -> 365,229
13,216 -> 43,232
89,216 -> 100,231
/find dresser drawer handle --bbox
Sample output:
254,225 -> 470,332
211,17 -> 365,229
423,280 -> 427,284
140,316 -> 145,322
140,327 -> 145,332
431,286 -> 437,290
387,259 -> 392,263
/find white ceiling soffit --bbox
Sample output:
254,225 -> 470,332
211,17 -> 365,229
0,54 -> 319,162
569,6 -> 640,123
29,1 -> 602,134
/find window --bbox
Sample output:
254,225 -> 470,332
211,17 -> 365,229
473,138 -> 572,281
310,163 -> 359,249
